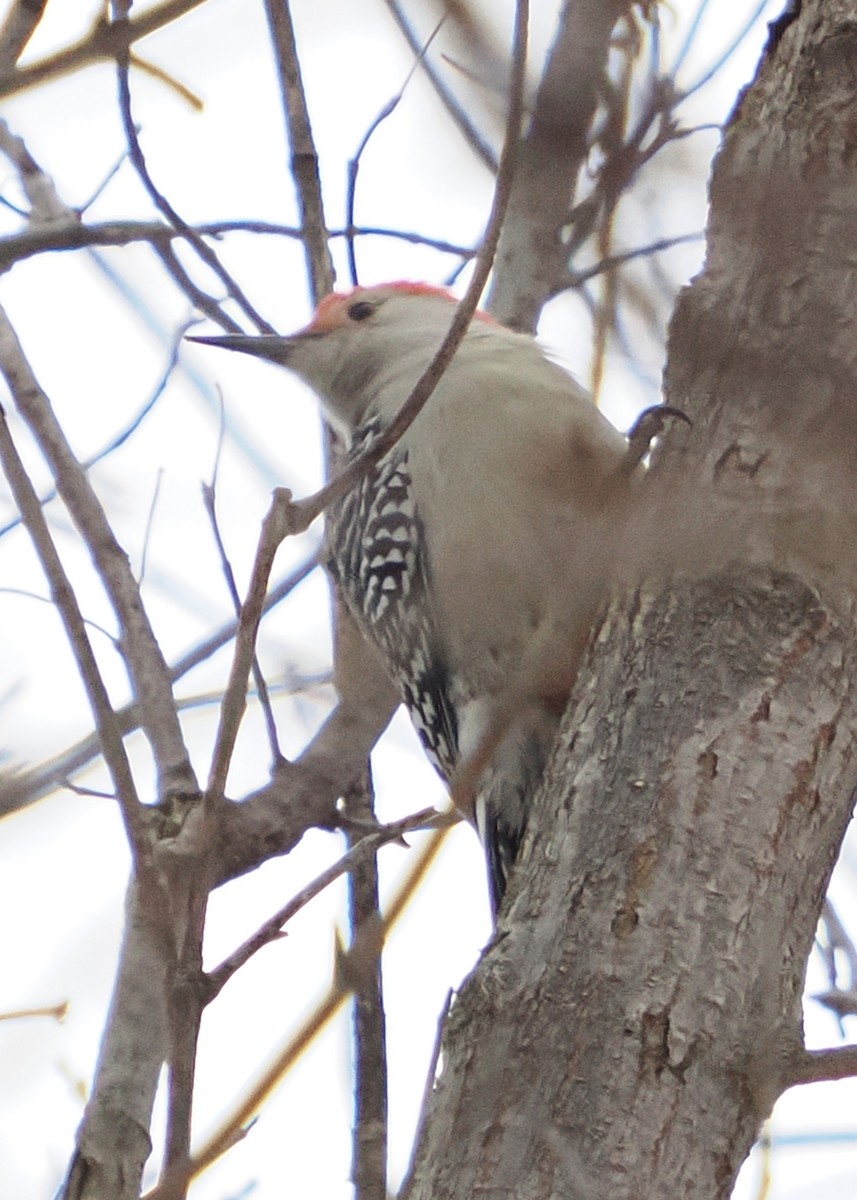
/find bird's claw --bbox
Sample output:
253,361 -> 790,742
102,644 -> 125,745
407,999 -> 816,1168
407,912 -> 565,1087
622,404 -> 690,475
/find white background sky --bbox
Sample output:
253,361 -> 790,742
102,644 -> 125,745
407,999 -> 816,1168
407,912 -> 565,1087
0,1 -> 856,1197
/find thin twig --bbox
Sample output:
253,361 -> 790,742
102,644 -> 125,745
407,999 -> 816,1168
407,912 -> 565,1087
0,0 -> 208,99
345,19 -> 444,286
59,778 -> 117,799
821,899 -> 857,988
0,218 -> 474,272
0,407 -> 149,864
399,988 -> 453,1196
114,26 -> 273,334
0,319 -> 189,541
564,232 -> 705,290
202,399 -> 283,766
785,1045 -> 857,1087
588,11 -> 637,402
0,1000 -> 67,1022
351,223 -> 474,259
382,0 -> 496,172
151,241 -> 244,333
0,301 -> 197,798
0,586 -> 119,646
344,771 -> 388,1200
128,49 -> 204,110
0,554 -> 319,818
78,147 -> 129,213
146,817 -> 455,1198
672,0 -> 712,75
0,0 -> 48,73
138,469 -> 164,587
264,0 -> 334,304
207,805 -> 452,995
205,491 -> 295,799
171,669 -> 330,714
679,1 -> 772,100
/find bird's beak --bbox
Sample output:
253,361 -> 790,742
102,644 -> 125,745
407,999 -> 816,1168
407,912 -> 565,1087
186,333 -> 304,366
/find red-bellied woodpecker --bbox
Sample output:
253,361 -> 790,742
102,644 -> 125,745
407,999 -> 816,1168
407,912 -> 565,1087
192,282 -> 637,914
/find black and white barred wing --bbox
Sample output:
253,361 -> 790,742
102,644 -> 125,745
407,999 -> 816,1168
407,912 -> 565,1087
326,420 -> 459,781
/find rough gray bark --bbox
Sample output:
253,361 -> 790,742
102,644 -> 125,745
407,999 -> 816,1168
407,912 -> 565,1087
403,5 -> 857,1198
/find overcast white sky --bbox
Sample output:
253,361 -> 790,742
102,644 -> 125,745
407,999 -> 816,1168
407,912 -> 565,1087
1,2 -> 856,1198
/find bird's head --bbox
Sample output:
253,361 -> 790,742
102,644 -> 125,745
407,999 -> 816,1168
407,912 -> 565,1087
189,282 -> 495,433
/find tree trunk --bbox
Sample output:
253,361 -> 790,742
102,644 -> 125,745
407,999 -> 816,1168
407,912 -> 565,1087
404,5 -> 857,1197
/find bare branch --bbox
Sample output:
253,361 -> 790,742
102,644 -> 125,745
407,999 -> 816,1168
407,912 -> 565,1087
0,303 -> 197,799
345,19 -> 444,286
0,555 -> 319,819
202,411 -> 283,767
489,0 -> 634,330
213,624 -> 400,885
62,884 -> 173,1200
562,232 -> 705,291
161,884 -> 208,1198
0,218 -> 473,273
820,898 -> 857,990
0,1000 -> 67,1022
207,804 -> 452,994
0,376 -> 151,860
0,0 -> 48,74
814,988 -> 857,1019
206,491 -> 294,799
0,218 -> 293,271
786,1045 -> 857,1087
0,586 -> 119,646
382,0 -> 497,172
344,771 -> 388,1200
0,0 -> 208,99
114,29 -> 274,334
264,0 -> 334,303
138,470 -> 164,587
680,1 -> 772,99
150,241 -> 244,333
149,819 -> 454,1198
0,118 -> 69,221
0,320 -> 188,541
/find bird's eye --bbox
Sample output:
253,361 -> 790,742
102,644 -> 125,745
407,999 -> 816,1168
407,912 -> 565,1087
348,301 -> 376,322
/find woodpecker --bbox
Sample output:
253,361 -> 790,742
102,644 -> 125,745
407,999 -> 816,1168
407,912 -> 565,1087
192,282 -> 634,914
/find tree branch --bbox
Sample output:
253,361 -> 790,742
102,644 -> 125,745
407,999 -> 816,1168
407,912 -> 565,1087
0,0 -> 208,99
786,1045 -> 857,1087
0,302 -> 197,800
114,27 -> 273,335
344,770 -> 388,1200
381,0 -> 497,172
0,0 -> 48,73
0,554 -> 319,819
264,0 -> 334,303
488,0 -> 634,330
0,407 -> 150,865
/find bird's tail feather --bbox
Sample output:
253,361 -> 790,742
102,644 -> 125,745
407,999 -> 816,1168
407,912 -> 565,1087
471,704 -> 561,916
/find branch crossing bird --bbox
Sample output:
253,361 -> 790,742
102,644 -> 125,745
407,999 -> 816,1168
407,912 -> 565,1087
192,282 -> 642,915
